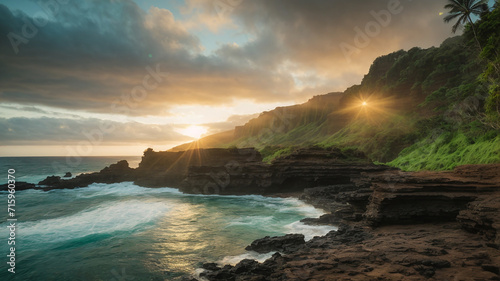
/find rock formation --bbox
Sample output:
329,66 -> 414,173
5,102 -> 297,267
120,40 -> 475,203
180,147 -> 390,194
38,160 -> 135,189
245,234 -> 306,254
30,147 -> 500,280
38,147 -> 390,195
202,164 -> 500,280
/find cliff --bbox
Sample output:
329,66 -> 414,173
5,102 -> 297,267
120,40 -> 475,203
37,147 -> 391,195
36,160 -> 136,189
135,147 -> 262,188
37,148 -> 265,191
169,34 -> 499,169
179,147 -> 390,194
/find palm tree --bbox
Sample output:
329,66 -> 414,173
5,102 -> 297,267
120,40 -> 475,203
443,0 -> 488,49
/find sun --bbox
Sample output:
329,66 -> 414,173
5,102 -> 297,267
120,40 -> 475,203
179,125 -> 208,139
338,93 -> 396,124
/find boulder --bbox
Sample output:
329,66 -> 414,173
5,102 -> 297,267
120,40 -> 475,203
245,234 -> 305,254
38,176 -> 61,186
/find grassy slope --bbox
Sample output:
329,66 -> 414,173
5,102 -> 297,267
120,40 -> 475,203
389,130 -> 500,171
169,7 -> 500,170
169,130 -> 235,152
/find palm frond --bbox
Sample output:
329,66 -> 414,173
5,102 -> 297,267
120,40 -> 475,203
470,0 -> 488,10
452,21 -> 462,33
444,12 -> 461,23
443,0 -> 486,48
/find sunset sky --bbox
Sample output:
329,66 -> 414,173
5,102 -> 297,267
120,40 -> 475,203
0,0 -> 476,156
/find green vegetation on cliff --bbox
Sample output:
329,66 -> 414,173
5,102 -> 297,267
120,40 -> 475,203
172,3 -> 500,171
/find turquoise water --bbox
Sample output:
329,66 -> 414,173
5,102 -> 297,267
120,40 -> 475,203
0,158 -> 335,280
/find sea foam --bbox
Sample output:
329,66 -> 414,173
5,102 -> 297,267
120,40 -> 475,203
70,182 -> 182,198
284,221 -> 337,241
16,199 -> 170,245
219,251 -> 275,266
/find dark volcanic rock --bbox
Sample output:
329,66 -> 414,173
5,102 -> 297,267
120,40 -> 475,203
201,263 -> 220,271
33,147 -> 391,195
38,176 -> 61,186
300,213 -> 342,225
245,234 -> 306,254
63,172 -> 72,178
361,166 -> 500,226
207,223 -> 500,281
181,147 -> 391,195
268,147 -> 391,193
138,148 -> 264,189
180,162 -> 272,195
203,255 -> 282,281
300,184 -> 372,223
38,160 -> 136,190
307,225 -> 373,249
35,148 -> 270,192
205,164 -> 500,280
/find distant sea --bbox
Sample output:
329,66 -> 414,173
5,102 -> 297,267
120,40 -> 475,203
0,157 -> 335,280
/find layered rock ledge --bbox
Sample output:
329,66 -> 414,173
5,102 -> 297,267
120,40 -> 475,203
201,164 -> 500,280
34,147 -> 391,195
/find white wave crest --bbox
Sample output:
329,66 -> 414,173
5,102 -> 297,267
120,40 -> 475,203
284,221 -> 337,241
219,251 -> 275,266
17,199 -> 169,244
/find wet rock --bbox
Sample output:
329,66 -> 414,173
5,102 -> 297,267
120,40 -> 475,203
63,172 -> 72,178
201,263 -> 220,271
245,234 -> 305,254
204,164 -> 500,280
38,160 -> 135,190
300,214 -> 341,225
38,175 -> 61,186
307,225 -> 372,249
232,259 -> 260,274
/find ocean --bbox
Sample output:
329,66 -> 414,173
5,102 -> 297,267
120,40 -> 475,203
0,157 -> 335,280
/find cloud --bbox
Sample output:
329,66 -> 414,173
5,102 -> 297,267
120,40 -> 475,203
215,0 -> 452,78
0,0 -> 453,117
0,1 -> 313,116
0,117 -> 192,145
200,113 -> 260,134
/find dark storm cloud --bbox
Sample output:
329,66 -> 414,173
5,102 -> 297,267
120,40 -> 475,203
0,0 -> 453,116
0,117 -> 192,145
0,1 -> 304,115
214,0 -> 451,75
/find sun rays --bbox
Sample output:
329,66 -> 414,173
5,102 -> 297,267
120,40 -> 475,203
178,125 -> 208,139
339,94 -> 398,124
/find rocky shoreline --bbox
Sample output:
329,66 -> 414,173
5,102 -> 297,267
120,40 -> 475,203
199,163 -> 500,280
12,147 -> 391,194
3,147 -> 499,280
